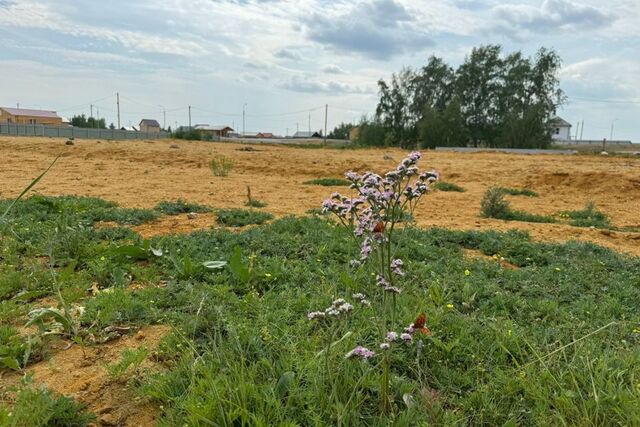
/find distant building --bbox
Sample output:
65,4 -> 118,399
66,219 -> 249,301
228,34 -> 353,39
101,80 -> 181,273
242,132 -> 260,138
193,124 -> 234,137
257,132 -> 274,138
0,107 -> 63,125
120,126 -> 139,132
139,119 -> 161,133
293,130 -> 321,138
550,116 -> 572,140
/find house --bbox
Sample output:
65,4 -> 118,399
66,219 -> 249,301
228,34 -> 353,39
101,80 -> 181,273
550,116 -> 572,141
139,119 -> 161,133
292,130 -> 321,138
257,132 -> 274,138
0,107 -> 63,125
120,126 -> 139,132
193,124 -> 234,137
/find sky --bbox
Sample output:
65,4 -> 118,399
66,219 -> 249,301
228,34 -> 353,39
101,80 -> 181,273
0,0 -> 638,141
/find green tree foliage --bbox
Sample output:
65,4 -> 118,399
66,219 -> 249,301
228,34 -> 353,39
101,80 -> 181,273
70,114 -> 106,129
328,122 -> 355,140
363,45 -> 564,149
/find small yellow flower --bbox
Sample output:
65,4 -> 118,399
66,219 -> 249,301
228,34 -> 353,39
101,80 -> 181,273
100,256 -> 106,261
555,267 -> 561,271
508,329 -> 512,336
264,273 -> 272,277
464,269 -> 471,276
446,303 -> 454,309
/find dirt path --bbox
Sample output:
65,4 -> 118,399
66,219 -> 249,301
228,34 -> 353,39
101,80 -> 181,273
1,136 -> 639,255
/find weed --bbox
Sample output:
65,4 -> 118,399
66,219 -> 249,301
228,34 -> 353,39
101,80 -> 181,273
560,201 -> 612,228
155,199 -> 212,215
244,186 -> 266,208
216,208 -> 273,227
304,178 -> 350,186
209,155 -> 234,177
433,181 -> 465,192
105,347 -> 149,381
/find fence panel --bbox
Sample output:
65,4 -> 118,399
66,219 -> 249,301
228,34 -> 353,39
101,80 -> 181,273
0,123 -> 169,140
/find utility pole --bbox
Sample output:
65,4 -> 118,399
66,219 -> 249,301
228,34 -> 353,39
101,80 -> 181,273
610,119 -> 618,140
242,103 -> 246,136
188,105 -> 192,129
286,127 -> 288,137
296,122 -> 299,134
116,92 -> 121,129
579,120 -> 584,140
163,109 -> 166,130
90,104 -> 93,118
308,112 -> 311,134
323,104 -> 328,146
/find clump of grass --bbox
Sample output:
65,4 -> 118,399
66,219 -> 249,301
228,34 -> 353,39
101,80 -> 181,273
433,181 -> 465,192
495,187 -> 538,197
209,155 -> 234,177
1,382 -> 95,426
244,186 -> 266,208
304,178 -> 350,186
105,347 -> 149,380
560,201 -> 611,228
216,208 -> 273,227
481,187 -> 554,223
155,199 -> 212,215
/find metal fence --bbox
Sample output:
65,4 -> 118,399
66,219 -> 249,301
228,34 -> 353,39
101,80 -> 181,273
0,123 -> 169,140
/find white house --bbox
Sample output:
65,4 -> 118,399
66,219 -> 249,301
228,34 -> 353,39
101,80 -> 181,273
550,116 -> 572,141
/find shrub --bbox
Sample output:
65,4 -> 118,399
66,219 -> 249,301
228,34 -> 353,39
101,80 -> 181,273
561,202 -> 611,228
216,209 -> 273,227
433,181 -> 465,192
480,187 -> 512,219
304,178 -> 350,186
209,156 -> 234,177
155,199 -> 212,215
244,186 -> 266,208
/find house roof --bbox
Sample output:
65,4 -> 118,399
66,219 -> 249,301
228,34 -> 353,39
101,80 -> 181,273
550,116 -> 572,127
1,107 -> 60,119
194,124 -> 234,131
293,131 -> 321,138
139,119 -> 160,127
121,126 -> 139,131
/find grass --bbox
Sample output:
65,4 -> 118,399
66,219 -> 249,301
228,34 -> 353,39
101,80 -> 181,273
304,178 -> 350,186
560,201 -> 612,229
209,155 -> 234,177
433,181 -> 465,192
480,187 -> 555,223
216,208 -> 274,227
495,187 -> 539,197
154,199 -> 212,215
1,195 -> 639,425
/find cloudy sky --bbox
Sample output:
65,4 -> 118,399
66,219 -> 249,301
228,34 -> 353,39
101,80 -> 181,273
0,0 -> 638,140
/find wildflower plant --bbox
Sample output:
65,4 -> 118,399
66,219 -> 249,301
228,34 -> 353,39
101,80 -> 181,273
317,151 -> 438,412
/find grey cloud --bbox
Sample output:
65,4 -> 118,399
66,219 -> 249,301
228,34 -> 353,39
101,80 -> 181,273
274,48 -> 302,60
322,64 -> 346,74
304,0 -> 433,60
281,75 -> 372,95
494,0 -> 613,35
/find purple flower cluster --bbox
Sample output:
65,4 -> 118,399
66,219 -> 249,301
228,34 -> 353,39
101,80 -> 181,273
352,293 -> 371,307
376,274 -> 402,294
345,345 -> 376,360
390,259 -> 404,276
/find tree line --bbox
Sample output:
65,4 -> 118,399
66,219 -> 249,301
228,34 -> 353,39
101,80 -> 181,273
330,45 -> 565,149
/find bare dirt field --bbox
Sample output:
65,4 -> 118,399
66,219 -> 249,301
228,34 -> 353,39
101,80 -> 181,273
1,136 -> 639,255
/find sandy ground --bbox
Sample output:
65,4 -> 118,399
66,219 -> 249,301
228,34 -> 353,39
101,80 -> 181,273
1,136 -> 639,255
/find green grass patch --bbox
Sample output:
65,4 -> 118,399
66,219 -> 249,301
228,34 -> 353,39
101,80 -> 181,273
154,199 -> 212,215
1,195 -> 640,425
560,201 -> 612,228
480,187 -> 555,223
216,208 -> 274,227
303,178 -> 350,186
433,181 -> 465,192
495,187 -> 539,197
